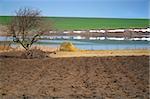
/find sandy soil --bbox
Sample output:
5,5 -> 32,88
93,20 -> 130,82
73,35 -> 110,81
50,49 -> 150,58
0,52 -> 149,99
0,45 -> 149,58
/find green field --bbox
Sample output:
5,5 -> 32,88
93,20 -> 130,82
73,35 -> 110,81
0,16 -> 149,30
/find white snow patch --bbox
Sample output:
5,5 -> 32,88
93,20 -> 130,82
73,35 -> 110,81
107,37 -> 125,40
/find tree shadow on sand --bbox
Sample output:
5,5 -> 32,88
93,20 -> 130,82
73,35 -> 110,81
0,49 -> 56,59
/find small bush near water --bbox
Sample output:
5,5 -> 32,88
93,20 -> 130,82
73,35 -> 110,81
59,42 -> 78,51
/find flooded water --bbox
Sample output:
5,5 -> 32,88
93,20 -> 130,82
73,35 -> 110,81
0,36 -> 149,50
37,39 -> 150,50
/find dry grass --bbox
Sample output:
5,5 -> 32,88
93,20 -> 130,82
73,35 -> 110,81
0,45 -> 13,51
0,44 -> 149,58
50,49 -> 150,58
20,49 -> 49,59
0,45 -> 57,59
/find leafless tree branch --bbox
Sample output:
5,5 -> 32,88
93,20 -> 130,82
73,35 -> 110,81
9,7 -> 51,50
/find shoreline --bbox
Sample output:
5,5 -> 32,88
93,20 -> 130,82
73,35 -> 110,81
0,45 -> 149,58
0,36 -> 150,41
49,49 -> 150,58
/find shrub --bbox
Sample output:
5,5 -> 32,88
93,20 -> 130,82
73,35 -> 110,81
59,42 -> 78,51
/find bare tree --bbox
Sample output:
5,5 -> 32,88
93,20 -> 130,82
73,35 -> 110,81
9,8 -> 51,50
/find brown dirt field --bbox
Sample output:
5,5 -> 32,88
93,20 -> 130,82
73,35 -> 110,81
0,55 -> 149,99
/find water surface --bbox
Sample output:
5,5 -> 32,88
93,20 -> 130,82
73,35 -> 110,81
0,36 -> 149,50
37,39 -> 150,50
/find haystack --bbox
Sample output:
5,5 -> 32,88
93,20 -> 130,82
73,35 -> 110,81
59,42 -> 78,51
